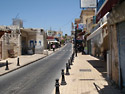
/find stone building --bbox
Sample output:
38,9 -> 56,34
107,0 -> 125,89
20,28 -> 46,55
86,0 -> 125,89
0,25 -> 21,59
80,9 -> 95,31
87,13 -> 109,59
0,25 -> 47,60
79,9 -> 95,53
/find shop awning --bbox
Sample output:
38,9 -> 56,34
87,22 -> 107,41
48,40 -> 59,44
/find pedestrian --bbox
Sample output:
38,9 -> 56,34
52,44 -> 55,51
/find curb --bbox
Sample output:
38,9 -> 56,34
0,49 -> 58,76
0,45 -> 66,76
0,55 -> 46,76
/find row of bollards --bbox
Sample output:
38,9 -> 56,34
55,52 -> 75,94
5,57 -> 20,70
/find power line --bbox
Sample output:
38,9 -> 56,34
61,10 -> 81,28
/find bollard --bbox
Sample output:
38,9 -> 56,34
68,59 -> 71,65
75,49 -> 77,57
73,52 -> 74,58
65,63 -> 70,75
71,55 -> 73,63
61,69 -> 67,85
55,79 -> 60,94
72,53 -> 74,58
71,56 -> 72,63
17,57 -> 20,66
68,61 -> 71,69
70,57 -> 73,65
72,53 -> 74,61
5,60 -> 9,70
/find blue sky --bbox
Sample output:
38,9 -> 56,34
0,0 -> 82,35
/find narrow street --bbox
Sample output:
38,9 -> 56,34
0,43 -> 72,94
0,0 -> 125,93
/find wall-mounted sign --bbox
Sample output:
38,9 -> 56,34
80,0 -> 97,8
77,23 -> 84,30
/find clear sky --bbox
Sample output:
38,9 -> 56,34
0,0 -> 82,35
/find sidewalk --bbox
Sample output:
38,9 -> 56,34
0,49 -> 56,76
54,53 -> 122,94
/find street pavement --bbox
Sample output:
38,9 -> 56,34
0,44 -> 122,94
53,53 -> 122,94
0,49 -> 55,76
0,43 -> 72,94
0,45 -> 68,76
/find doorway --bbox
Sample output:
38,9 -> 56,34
117,21 -> 125,87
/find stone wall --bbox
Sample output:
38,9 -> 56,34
108,24 -> 119,85
0,31 -> 21,59
108,1 -> 125,25
107,1 -> 125,86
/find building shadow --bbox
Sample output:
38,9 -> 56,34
0,62 -> 12,67
93,82 -> 122,94
87,60 -> 107,78
87,60 -> 122,94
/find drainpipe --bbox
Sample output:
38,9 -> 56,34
108,22 -> 112,80
107,51 -> 110,79
116,24 -> 122,89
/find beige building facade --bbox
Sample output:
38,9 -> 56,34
0,25 -> 21,60
20,28 -> 46,55
107,1 -> 125,88
80,9 -> 95,31
0,26 -> 47,60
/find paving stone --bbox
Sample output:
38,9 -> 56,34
53,53 -> 122,94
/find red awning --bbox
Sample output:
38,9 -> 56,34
47,36 -> 54,39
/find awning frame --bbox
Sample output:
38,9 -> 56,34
87,22 -> 107,41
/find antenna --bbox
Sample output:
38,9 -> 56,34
15,13 -> 20,19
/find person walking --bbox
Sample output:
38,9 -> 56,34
52,43 -> 55,51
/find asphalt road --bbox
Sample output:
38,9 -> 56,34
0,43 -> 72,94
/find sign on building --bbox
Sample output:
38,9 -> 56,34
80,0 -> 97,8
77,23 -> 84,30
